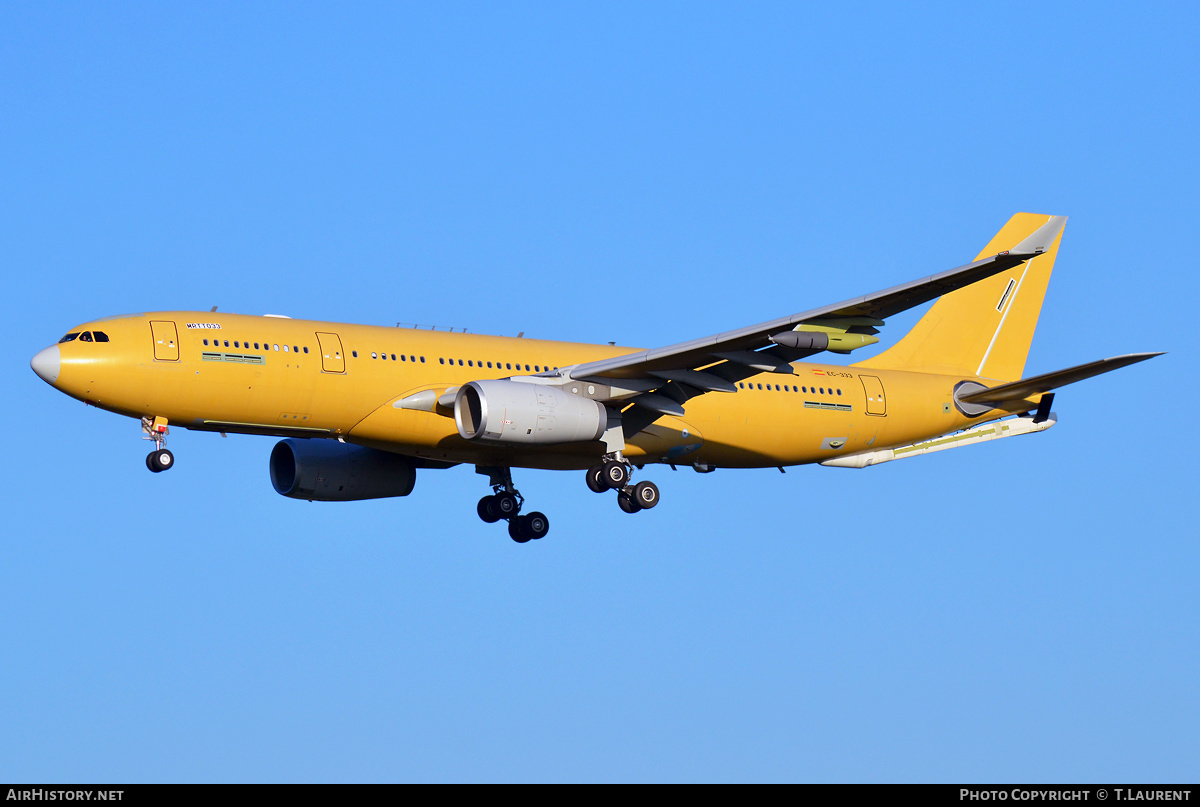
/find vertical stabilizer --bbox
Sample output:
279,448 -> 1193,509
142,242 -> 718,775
854,213 -> 1066,381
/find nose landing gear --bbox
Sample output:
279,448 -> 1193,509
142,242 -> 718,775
142,416 -> 174,473
586,455 -> 661,514
476,466 -> 550,543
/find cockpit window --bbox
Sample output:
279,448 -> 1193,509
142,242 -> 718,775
79,331 -> 94,342
58,333 -> 80,343
93,331 -> 109,342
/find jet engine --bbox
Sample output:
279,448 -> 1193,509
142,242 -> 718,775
454,379 -> 607,445
270,438 -> 416,501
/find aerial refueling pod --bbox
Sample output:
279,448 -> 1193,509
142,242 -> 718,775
270,438 -> 416,501
454,379 -> 608,445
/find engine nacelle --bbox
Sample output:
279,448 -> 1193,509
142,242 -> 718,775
454,379 -> 607,445
270,439 -> 416,501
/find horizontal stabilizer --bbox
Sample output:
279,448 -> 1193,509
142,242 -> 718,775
959,352 -> 1163,407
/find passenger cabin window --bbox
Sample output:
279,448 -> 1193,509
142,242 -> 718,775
58,333 -> 80,343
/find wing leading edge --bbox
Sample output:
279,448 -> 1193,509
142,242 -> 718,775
569,215 -> 1067,384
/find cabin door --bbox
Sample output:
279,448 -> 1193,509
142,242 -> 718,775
860,375 -> 887,416
150,321 -> 179,361
316,332 -> 346,373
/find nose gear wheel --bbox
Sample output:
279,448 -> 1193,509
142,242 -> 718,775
146,449 -> 174,473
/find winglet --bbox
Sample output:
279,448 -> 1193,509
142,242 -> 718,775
1009,214 -> 1067,256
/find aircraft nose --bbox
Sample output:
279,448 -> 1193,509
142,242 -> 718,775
31,345 -> 61,385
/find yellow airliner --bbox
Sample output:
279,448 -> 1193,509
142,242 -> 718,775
30,213 -> 1159,542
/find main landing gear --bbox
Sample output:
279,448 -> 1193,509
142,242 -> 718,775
142,416 -> 174,473
476,466 -> 549,543
586,455 -> 660,514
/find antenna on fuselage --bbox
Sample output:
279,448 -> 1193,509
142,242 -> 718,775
396,321 -> 470,333
211,306 -> 218,312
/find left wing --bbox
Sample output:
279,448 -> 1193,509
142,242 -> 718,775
564,216 -> 1067,430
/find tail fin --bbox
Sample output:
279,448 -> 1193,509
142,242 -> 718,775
855,213 -> 1066,381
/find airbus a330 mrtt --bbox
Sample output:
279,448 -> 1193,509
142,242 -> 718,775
30,213 -> 1160,542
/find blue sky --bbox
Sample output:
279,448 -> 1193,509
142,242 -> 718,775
2,2 -> 1196,782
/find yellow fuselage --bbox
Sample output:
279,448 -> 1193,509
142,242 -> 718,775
46,311 -> 1001,470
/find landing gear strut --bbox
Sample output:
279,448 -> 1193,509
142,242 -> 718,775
142,416 -> 174,473
476,466 -> 549,543
585,455 -> 660,514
